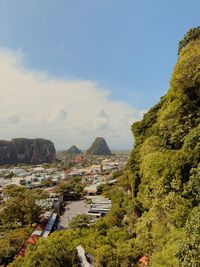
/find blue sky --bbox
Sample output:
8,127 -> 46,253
0,0 -> 199,149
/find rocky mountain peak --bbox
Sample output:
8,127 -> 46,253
86,137 -> 112,156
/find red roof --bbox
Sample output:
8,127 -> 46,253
17,235 -> 39,257
17,229 -> 41,257
26,234 -> 40,245
17,246 -> 26,257
64,169 -> 71,172
45,187 -> 55,193
139,255 -> 148,266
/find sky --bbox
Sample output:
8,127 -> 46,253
0,0 -> 199,150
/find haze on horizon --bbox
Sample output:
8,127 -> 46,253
0,0 -> 199,149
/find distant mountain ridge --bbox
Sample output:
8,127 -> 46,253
0,138 -> 56,165
66,145 -> 82,154
86,137 -> 112,156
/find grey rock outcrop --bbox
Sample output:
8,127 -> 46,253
66,145 -> 82,154
86,137 -> 112,156
0,138 -> 56,165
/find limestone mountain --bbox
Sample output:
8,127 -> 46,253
0,138 -> 56,165
86,137 -> 112,156
66,145 -> 82,154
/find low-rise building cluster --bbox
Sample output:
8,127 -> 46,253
0,154 -> 127,195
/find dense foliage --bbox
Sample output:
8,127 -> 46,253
126,26 -> 200,266
0,227 -> 32,266
0,185 -> 47,228
0,185 -> 47,265
55,178 -> 84,198
9,230 -> 79,267
178,26 -> 200,54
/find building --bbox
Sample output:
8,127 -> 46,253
84,179 -> 117,195
139,255 -> 148,267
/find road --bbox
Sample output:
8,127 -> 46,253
57,200 -> 90,229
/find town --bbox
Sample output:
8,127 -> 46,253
0,152 -> 128,192
0,149 -> 129,265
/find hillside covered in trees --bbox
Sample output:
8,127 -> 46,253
126,26 -> 200,266
10,28 -> 200,267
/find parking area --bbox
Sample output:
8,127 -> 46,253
57,200 -> 90,229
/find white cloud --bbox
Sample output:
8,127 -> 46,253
0,48 -> 142,150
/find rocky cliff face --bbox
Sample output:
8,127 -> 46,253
0,138 -> 56,165
86,137 -> 112,156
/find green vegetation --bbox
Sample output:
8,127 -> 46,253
126,26 -> 200,266
0,185 -> 47,265
1,185 -> 47,227
178,26 -> 200,54
0,227 -> 32,266
176,206 -> 200,267
9,230 -> 79,267
69,214 -> 94,229
55,178 -> 84,199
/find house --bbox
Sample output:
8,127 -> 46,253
84,179 -> 117,195
17,224 -> 45,257
18,213 -> 58,257
139,255 -> 148,267
81,175 -> 103,184
84,184 -> 98,195
12,167 -> 25,175
90,165 -> 103,174
0,169 -> 11,177
32,166 -> 45,172
62,170 -> 71,179
0,178 -> 12,188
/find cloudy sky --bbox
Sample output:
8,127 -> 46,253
0,48 -> 141,149
0,1 -> 199,149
